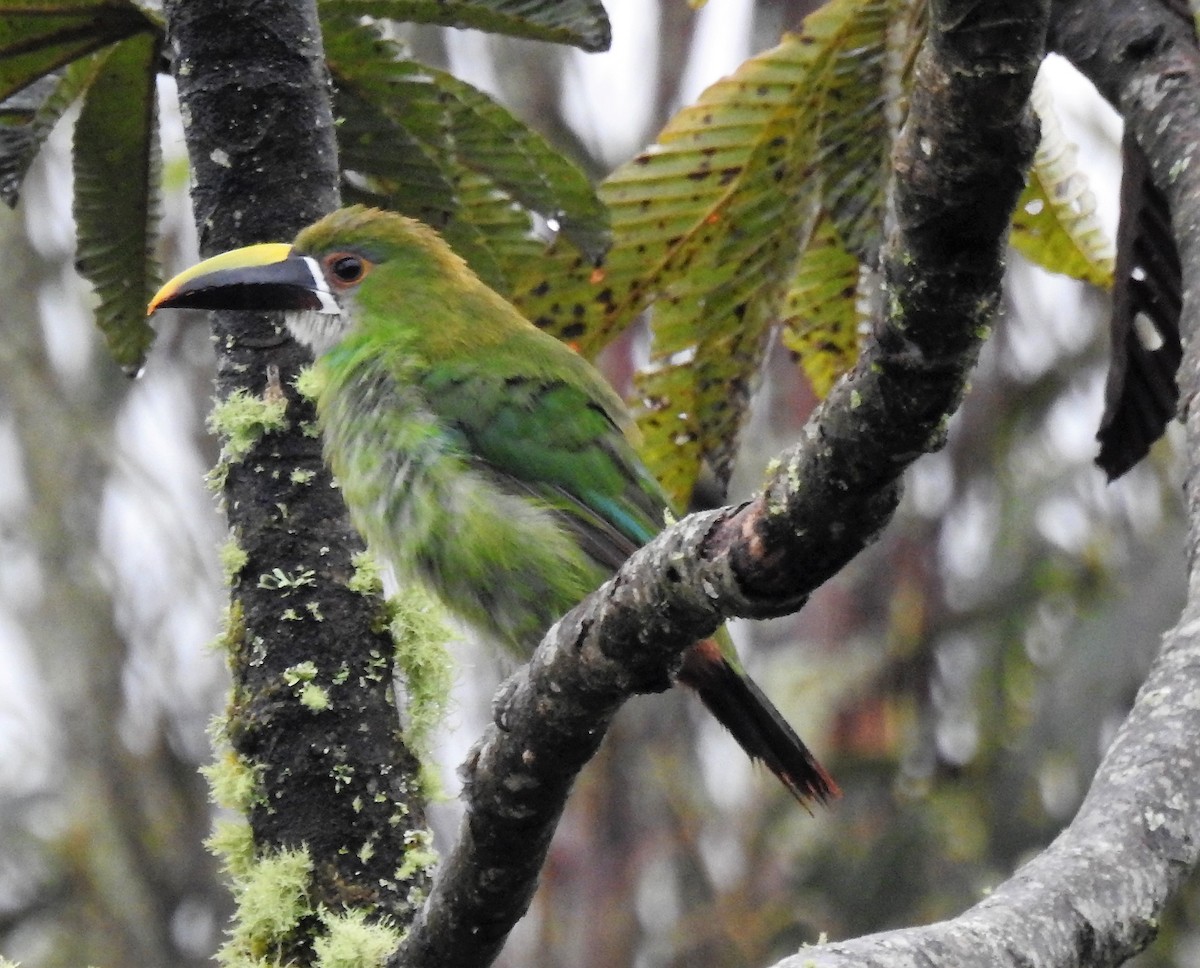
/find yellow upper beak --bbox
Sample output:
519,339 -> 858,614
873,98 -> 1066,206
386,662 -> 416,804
147,242 -> 308,315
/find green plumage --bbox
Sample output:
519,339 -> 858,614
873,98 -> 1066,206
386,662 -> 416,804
298,209 -> 664,653
150,206 -> 837,806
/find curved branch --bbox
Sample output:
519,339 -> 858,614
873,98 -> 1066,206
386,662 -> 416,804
392,1 -> 1047,965
781,4 -> 1200,967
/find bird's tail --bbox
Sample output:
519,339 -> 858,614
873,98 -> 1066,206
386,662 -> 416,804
677,637 -> 839,808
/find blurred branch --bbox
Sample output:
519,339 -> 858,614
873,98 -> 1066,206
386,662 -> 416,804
393,1 -> 1046,966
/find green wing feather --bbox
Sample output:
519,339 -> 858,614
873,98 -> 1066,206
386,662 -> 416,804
420,343 -> 669,572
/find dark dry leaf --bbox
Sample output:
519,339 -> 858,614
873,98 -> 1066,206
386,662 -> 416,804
1095,129 -> 1182,480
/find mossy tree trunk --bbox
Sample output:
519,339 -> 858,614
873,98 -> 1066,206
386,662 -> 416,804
163,1 -> 433,961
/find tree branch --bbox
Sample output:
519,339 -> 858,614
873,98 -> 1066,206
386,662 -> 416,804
392,2 -> 1047,965
774,4 -> 1200,967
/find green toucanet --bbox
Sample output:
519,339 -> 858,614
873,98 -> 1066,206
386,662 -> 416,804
149,206 -> 838,806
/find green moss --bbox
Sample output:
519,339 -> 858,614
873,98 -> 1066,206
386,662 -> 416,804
291,467 -> 318,485
216,846 -> 313,967
207,387 -> 289,462
207,817 -> 256,880
347,549 -> 385,596
219,534 -> 250,584
293,363 -> 326,402
300,682 -> 330,711
312,907 -> 403,968
212,599 -> 247,657
202,746 -> 264,813
389,585 -> 454,782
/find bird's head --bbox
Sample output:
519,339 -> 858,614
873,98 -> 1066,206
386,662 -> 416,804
148,206 -> 465,356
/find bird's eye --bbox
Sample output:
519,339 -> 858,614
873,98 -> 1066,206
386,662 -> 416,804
325,253 -> 368,286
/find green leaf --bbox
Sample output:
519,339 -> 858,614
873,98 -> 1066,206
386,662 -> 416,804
779,212 -> 864,397
0,0 -> 152,103
1010,73 -> 1115,288
0,54 -> 103,206
73,31 -> 161,371
319,0 -> 611,52
335,84 -> 460,230
325,18 -> 607,289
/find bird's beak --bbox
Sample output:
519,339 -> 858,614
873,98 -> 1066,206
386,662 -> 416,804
147,243 -> 340,316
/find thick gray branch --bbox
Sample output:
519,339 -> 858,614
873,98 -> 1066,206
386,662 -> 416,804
392,2 -> 1047,966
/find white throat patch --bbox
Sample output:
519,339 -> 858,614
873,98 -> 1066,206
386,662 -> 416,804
284,255 -> 351,356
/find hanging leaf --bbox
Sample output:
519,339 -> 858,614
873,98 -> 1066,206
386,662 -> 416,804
633,107 -> 822,503
335,83 -> 461,230
0,0 -> 153,103
73,31 -> 161,371
1010,72 -> 1115,288
325,18 -> 607,291
780,212 -> 864,398
319,0 -> 611,52
1095,129 -> 1181,480
0,54 -> 105,206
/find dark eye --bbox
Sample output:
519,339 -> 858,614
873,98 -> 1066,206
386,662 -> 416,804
326,253 -> 366,285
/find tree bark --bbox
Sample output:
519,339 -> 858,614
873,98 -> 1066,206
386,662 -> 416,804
164,0 -> 431,949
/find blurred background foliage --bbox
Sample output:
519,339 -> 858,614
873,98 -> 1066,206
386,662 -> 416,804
0,0 -> 1193,966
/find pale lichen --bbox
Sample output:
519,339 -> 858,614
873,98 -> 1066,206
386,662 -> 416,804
395,828 -> 438,883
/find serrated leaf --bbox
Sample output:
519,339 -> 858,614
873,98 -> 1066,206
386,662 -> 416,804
73,31 -> 161,371
325,17 -> 606,290
815,0 -> 910,261
0,54 -> 104,206
779,212 -> 864,397
633,110 -> 822,503
335,84 -> 460,229
319,0 -> 610,52
0,0 -> 152,103
508,3 -> 878,502
1010,72 -> 1115,288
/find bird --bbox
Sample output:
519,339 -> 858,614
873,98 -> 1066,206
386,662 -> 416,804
148,205 -> 838,807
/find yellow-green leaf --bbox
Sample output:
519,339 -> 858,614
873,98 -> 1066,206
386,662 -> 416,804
1010,73 -> 1115,288
780,212 -> 864,397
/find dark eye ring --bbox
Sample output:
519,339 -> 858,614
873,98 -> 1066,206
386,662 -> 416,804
328,254 -> 365,284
